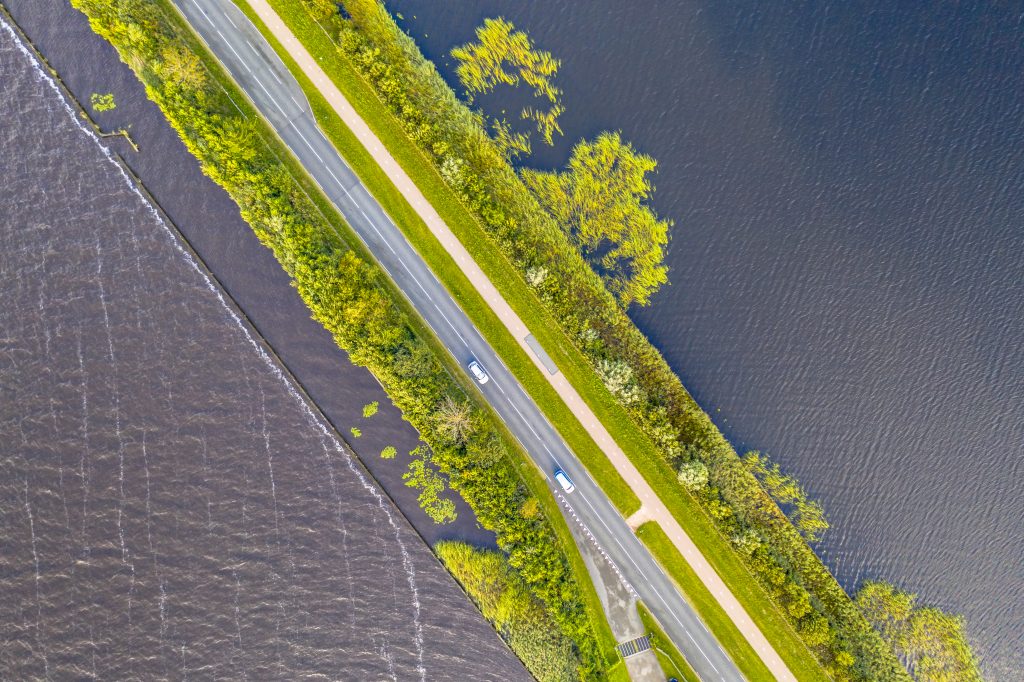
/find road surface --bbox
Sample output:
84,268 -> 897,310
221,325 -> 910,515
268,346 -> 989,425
171,1 -> 745,679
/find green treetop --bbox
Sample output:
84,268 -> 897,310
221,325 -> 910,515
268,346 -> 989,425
522,131 -> 671,308
856,581 -> 982,682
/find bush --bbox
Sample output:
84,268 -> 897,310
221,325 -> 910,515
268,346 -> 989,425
437,541 -> 581,682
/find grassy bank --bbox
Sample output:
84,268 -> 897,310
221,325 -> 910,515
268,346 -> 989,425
70,0 -> 621,676
243,0 -> 881,679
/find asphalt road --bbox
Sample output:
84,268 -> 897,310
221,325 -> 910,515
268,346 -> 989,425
172,1 -> 746,679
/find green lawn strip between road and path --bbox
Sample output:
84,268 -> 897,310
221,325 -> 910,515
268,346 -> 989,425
98,0 -> 625,672
636,602 -> 701,682
636,522 -> 776,682
237,1 -> 834,679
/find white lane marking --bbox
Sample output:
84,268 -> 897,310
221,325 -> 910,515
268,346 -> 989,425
225,12 -> 237,29
293,126 -> 325,164
686,630 -> 720,672
189,0 -> 215,27
398,261 -> 430,298
506,398 -> 542,440
574,490 -> 725,676
290,94 -> 302,108
433,304 -> 468,347
247,39 -> 284,85
353,205 -> 397,255
217,29 -> 251,73
251,71 -> 287,117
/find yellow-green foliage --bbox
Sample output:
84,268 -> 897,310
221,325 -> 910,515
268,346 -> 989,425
743,451 -> 829,543
90,92 -> 116,112
451,18 -> 562,144
437,541 -> 581,682
855,581 -> 982,682
402,446 -> 456,524
522,132 -> 670,308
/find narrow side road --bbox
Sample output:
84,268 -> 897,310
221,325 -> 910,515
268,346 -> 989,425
171,0 -> 781,679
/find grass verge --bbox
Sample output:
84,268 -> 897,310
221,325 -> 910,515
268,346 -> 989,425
235,1 -> 832,679
636,603 -> 700,682
636,522 -> 776,681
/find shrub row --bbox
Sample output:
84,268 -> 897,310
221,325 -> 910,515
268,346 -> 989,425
437,541 -> 581,682
70,0 -> 603,677
313,1 -> 911,678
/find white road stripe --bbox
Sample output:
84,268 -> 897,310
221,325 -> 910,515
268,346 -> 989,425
434,304 -> 468,346
225,12 -> 237,29
217,29 -> 251,73
251,72 -> 286,117
189,0 -> 215,27
293,126 -> 324,163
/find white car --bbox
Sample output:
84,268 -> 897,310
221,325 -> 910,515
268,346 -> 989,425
467,359 -> 489,384
554,469 -> 575,494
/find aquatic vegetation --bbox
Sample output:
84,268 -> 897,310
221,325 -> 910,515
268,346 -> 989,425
89,91 -> 115,112
451,18 -> 562,145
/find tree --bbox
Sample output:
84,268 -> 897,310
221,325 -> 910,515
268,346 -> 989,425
159,44 -> 205,91
434,394 -> 475,445
855,581 -> 982,682
522,132 -> 670,307
300,0 -> 337,20
743,451 -> 830,542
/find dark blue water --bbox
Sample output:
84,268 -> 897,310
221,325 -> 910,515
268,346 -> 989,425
388,1 -> 1024,676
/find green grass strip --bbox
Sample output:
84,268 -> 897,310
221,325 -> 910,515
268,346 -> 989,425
238,1 -> 834,679
636,522 -> 776,681
636,602 -> 701,682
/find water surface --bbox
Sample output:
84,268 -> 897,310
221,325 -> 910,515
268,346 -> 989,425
389,1 -> 1024,675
